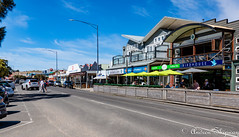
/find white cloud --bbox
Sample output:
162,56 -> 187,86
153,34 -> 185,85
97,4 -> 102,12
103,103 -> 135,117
62,0 -> 89,14
2,14 -> 30,28
216,0 -> 239,21
169,0 -> 217,21
132,6 -> 150,17
1,34 -> 126,71
20,37 -> 35,44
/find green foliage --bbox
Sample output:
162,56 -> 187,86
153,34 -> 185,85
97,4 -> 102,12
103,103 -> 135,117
93,83 -> 163,88
0,0 -> 15,44
33,74 -> 46,80
0,59 -> 12,78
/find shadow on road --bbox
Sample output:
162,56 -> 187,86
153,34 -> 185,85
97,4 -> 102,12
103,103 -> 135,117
6,105 -> 17,108
10,93 -> 71,103
7,111 -> 21,115
0,121 -> 21,129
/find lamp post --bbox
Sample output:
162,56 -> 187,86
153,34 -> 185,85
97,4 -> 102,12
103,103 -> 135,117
69,19 -> 99,73
48,50 -> 58,79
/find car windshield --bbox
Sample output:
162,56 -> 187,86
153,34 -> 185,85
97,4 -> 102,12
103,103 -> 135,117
30,80 -> 38,82
56,81 -> 61,83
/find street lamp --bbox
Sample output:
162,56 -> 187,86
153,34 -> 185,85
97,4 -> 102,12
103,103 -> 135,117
69,19 -> 99,73
48,50 -> 58,78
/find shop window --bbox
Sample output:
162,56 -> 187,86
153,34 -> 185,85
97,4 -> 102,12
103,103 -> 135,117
236,54 -> 239,60
236,77 -> 239,83
235,46 -> 239,53
236,85 -> 239,91
196,42 -> 212,54
236,38 -> 239,44
211,39 -> 220,51
181,46 -> 193,56
236,67 -> 239,74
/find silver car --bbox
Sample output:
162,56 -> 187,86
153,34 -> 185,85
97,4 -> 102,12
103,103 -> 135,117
4,80 -> 15,90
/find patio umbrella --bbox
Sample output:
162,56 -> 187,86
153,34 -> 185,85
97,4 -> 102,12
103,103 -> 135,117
180,68 -> 208,86
181,68 -> 208,74
122,72 -> 137,76
148,71 -> 168,76
161,69 -> 183,75
135,72 -> 149,76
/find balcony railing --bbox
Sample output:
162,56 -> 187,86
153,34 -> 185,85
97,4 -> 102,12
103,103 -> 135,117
173,52 -> 223,64
112,50 -> 168,66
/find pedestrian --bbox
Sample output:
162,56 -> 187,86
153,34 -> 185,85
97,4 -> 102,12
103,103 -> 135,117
193,80 -> 200,90
39,79 -> 45,93
165,83 -> 171,88
44,80 -> 47,93
202,79 -> 210,90
180,79 -> 185,88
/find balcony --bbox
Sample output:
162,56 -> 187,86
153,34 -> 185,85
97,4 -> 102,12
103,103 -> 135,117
173,52 -> 223,64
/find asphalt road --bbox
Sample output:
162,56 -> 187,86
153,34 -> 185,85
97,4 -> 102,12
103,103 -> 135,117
1,85 -> 239,137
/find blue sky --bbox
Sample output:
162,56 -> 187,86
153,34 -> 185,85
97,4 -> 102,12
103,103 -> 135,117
1,0 -> 239,71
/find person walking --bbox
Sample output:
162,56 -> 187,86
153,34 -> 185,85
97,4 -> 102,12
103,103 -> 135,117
44,80 -> 47,93
39,79 -> 45,93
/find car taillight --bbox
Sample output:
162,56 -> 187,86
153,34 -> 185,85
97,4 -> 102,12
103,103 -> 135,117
29,81 -> 31,85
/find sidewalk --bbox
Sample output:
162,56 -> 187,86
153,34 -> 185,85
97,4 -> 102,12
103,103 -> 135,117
75,87 -> 94,92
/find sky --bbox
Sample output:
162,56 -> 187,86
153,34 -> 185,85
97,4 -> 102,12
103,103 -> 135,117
1,0 -> 239,71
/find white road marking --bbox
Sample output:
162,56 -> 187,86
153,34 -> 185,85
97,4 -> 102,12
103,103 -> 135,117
72,95 -> 236,137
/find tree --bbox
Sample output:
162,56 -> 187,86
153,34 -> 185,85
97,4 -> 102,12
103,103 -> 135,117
0,0 -> 16,45
0,59 -> 12,78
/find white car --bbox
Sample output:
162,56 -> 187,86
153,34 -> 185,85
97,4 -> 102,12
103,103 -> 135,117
22,79 -> 39,90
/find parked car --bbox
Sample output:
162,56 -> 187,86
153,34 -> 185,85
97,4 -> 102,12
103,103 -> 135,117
19,79 -> 25,84
3,80 -> 15,90
48,80 -> 54,86
0,83 -> 14,97
54,81 -> 61,87
0,96 -> 7,119
63,81 -> 73,89
0,86 -> 9,105
22,79 -> 39,90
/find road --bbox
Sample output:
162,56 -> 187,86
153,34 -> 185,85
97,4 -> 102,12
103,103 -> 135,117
1,85 -> 239,137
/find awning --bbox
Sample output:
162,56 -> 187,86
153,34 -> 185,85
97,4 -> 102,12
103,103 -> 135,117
93,75 -> 107,79
164,23 -> 234,43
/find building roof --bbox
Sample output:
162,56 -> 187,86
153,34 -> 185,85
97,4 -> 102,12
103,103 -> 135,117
164,23 -> 235,43
142,16 -> 197,42
121,34 -> 144,43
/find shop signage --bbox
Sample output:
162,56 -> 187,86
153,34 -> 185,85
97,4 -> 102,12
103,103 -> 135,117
180,60 -> 223,68
66,64 -> 81,74
107,69 -> 124,75
151,64 -> 180,70
124,66 -> 147,74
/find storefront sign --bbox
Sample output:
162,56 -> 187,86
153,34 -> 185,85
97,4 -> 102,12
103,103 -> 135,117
124,66 -> 147,74
66,64 -> 81,74
107,69 -> 124,75
180,60 -> 223,68
151,64 -> 180,70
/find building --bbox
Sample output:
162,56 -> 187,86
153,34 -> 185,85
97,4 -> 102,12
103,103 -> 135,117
107,17 -> 195,85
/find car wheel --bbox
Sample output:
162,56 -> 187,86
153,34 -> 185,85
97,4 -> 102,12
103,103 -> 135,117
21,86 -> 24,90
26,86 -> 29,90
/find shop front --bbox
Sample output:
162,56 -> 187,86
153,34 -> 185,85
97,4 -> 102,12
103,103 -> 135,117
163,23 -> 234,91
106,69 -> 124,84
124,65 -> 148,85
